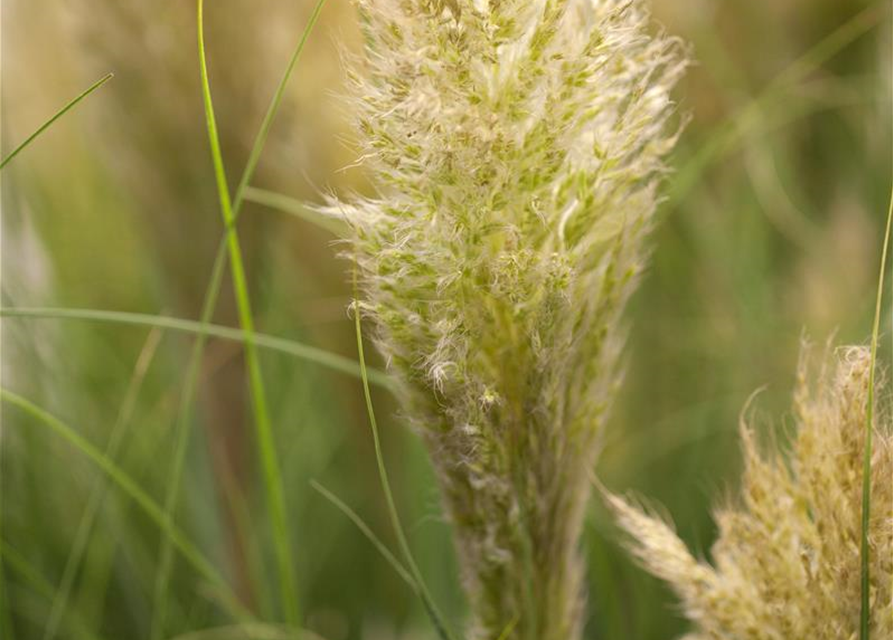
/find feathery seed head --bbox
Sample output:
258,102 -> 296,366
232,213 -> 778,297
611,346 -> 893,639
331,2 -> 687,637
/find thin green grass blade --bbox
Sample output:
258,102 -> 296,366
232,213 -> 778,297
153,6 -> 331,625
243,187 -> 346,237
0,73 -> 113,170
1,76 -> 112,632
309,480 -> 415,588
231,0 -> 328,215
149,249 -> 227,640
173,2 -> 332,604
44,329 -> 163,640
860,6 -> 893,636
154,4 -> 332,626
0,540 -> 55,603
0,478 -> 11,639
0,389 -> 251,623
861,170 -> 891,640
352,273 -> 457,640
0,348 -> 10,639
0,541 -> 104,640
197,0 -> 298,624
495,615 -> 519,640
0,307 -> 393,389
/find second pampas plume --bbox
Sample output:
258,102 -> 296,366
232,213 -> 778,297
611,346 -> 893,639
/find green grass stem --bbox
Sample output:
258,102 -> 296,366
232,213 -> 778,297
352,274 -> 457,640
44,329 -> 163,640
0,389 -> 251,623
0,307 -> 392,389
0,541 -> 104,640
0,71 -> 111,638
860,6 -> 893,637
0,73 -> 113,170
243,187 -> 346,237
197,0 -> 309,624
309,481 -> 415,588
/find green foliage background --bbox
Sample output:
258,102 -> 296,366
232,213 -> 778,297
1,1 -> 890,638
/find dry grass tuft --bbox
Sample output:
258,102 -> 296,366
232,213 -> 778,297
610,345 -> 893,640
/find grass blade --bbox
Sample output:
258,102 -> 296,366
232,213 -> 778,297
861,171 -> 891,640
352,273 -> 457,640
44,328 -> 163,640
309,481 -> 415,589
0,389 -> 251,623
231,0 -> 328,215
197,0 -> 298,624
860,6 -> 893,637
0,306 -> 394,390
0,541 -> 104,640
0,73 -> 113,170
153,3 -> 330,626
243,187 -> 346,237
149,250 -> 228,640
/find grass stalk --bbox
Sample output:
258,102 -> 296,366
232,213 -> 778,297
153,5 -> 330,624
0,541 -> 103,640
860,198 -> 891,640
196,0 -> 307,624
243,187 -> 346,237
45,328 -> 163,640
0,67 -> 112,639
0,389 -> 251,622
230,0 -> 327,216
149,247 -> 227,640
0,307 -> 392,389
352,273 -> 456,640
309,480 -> 415,589
860,5 -> 893,637
0,73 -> 113,170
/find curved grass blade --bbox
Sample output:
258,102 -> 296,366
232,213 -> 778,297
0,541 -> 104,640
0,73 -> 113,170
197,0 -> 299,624
44,329 -> 163,640
231,0 -> 328,216
148,257 -> 226,640
860,6 -> 893,636
1,69 -> 110,636
154,3 -> 330,628
495,615 -> 519,640
309,480 -> 415,589
861,176 -> 892,640
0,540 -> 55,604
0,389 -> 251,624
243,187 -> 346,237
0,307 -> 393,390
352,273 -> 457,640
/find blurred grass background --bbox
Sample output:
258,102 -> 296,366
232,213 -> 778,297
1,1 -> 890,638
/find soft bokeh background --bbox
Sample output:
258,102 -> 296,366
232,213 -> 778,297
1,1 -> 890,638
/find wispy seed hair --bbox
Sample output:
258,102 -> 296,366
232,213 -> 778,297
328,1 -> 687,637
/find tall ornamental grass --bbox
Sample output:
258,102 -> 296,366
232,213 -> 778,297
327,1 -> 687,637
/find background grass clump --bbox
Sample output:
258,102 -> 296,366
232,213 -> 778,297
1,1 -> 892,639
